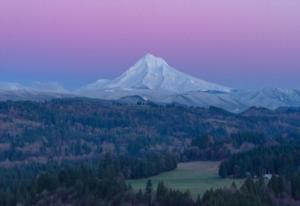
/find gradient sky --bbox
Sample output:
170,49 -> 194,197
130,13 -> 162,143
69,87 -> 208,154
0,0 -> 300,89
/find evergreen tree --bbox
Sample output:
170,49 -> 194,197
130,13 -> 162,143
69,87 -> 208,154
145,179 -> 153,206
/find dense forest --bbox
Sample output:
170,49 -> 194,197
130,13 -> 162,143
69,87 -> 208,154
0,98 -> 300,166
219,144 -> 300,178
1,98 -> 300,205
200,175 -> 300,206
1,154 -> 300,206
0,153 -> 177,206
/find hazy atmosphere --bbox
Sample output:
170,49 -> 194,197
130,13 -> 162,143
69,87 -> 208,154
1,0 -> 300,89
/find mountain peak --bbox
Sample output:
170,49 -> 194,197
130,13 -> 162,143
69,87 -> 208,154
79,54 -> 232,93
143,53 -> 157,59
142,53 -> 162,60
137,53 -> 168,69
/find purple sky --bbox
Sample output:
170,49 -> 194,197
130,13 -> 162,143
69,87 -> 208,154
1,0 -> 300,89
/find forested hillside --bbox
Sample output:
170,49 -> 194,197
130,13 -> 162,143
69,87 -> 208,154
1,98 -> 300,205
0,98 -> 300,166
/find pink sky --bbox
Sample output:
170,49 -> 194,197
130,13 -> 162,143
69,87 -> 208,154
0,0 -> 300,88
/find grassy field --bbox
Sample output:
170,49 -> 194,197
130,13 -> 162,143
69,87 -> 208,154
127,161 -> 243,198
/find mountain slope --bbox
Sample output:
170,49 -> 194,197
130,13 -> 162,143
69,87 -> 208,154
232,88 -> 300,110
0,82 -> 72,101
78,53 -> 232,94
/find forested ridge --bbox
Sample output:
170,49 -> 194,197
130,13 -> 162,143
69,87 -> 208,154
0,98 -> 300,166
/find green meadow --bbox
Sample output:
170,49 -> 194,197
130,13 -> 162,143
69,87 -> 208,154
127,161 -> 243,198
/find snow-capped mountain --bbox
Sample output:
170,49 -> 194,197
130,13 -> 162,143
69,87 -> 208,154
1,54 -> 300,112
78,53 -> 231,94
75,54 -> 300,112
233,88 -> 300,109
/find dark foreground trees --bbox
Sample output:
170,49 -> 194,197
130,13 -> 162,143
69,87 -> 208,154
2,157 -> 300,206
0,153 -> 177,206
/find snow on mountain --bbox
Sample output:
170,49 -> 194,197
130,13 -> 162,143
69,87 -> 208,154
233,88 -> 300,109
75,54 -> 300,112
79,53 -> 232,94
0,81 -> 72,101
1,54 -> 300,112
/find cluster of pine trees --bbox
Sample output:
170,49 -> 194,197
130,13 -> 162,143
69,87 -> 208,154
182,132 -> 267,161
2,163 -> 300,206
219,144 -> 300,178
201,175 -> 300,206
0,153 -> 177,206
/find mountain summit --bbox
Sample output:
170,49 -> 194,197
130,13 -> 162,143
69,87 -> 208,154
80,53 -> 231,93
